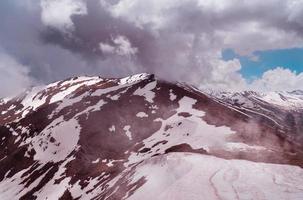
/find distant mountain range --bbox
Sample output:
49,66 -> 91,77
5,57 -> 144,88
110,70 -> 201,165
0,73 -> 303,200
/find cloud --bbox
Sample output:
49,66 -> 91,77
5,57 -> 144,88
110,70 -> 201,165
99,35 -> 138,56
201,58 -> 247,91
105,0 -> 303,53
0,0 -> 303,97
40,0 -> 303,90
40,0 -> 87,32
0,51 -> 33,97
250,67 -> 303,92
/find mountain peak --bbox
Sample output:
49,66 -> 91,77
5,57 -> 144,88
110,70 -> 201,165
119,73 -> 154,85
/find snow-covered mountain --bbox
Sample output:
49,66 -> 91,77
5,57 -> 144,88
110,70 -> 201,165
205,89 -> 303,142
206,89 -> 303,110
0,73 -> 303,200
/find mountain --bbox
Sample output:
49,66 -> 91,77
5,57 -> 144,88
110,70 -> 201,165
205,89 -> 303,143
0,73 -> 303,200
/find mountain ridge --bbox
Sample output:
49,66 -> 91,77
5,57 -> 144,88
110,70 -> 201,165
0,73 -> 303,199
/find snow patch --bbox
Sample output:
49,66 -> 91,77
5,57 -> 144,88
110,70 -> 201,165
18,86 -> 48,118
124,125 -> 132,140
225,142 -> 267,151
169,89 -> 177,101
0,165 -> 52,199
109,125 -> 116,132
136,112 -> 148,118
28,117 -> 81,163
133,81 -> 157,103
49,76 -> 101,104
33,156 -> 76,199
92,158 -> 100,164
119,73 -> 150,85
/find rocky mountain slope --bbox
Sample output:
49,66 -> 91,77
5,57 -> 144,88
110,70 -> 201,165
205,89 -> 303,143
0,73 -> 303,200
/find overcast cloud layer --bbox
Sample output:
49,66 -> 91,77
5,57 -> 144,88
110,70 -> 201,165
0,0 -> 303,97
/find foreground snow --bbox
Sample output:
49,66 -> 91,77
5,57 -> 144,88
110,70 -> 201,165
126,153 -> 303,200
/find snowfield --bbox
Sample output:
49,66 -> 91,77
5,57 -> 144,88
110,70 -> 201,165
127,153 -> 303,200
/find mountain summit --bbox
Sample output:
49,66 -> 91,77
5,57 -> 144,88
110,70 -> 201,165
0,73 -> 303,200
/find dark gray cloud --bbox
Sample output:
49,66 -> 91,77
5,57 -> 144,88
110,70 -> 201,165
40,0 -> 157,73
0,1 -> 88,84
0,0 -> 303,97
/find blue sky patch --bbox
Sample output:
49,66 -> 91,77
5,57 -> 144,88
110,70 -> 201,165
222,48 -> 303,82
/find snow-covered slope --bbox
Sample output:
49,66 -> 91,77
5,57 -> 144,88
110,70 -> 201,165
205,89 -> 303,143
125,153 -> 303,200
0,73 -> 303,199
207,90 -> 303,109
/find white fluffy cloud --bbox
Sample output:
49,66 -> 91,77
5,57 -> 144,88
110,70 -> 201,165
106,0 -> 303,54
0,51 -> 33,97
99,35 -> 138,57
40,0 -> 87,31
251,67 -> 303,92
201,58 -> 247,91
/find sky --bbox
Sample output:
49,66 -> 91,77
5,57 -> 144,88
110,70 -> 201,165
0,0 -> 303,97
222,48 -> 303,81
